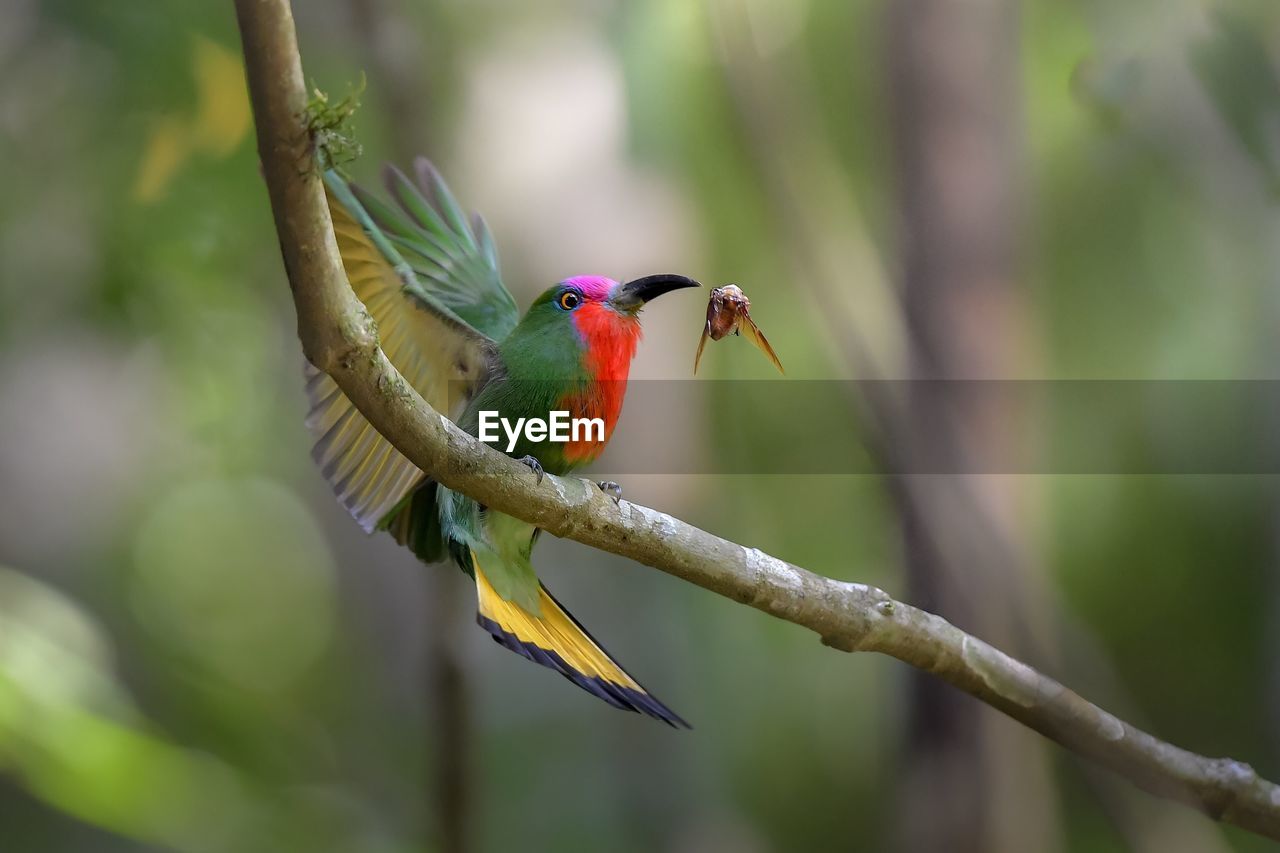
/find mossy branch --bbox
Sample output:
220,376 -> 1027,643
234,0 -> 1280,841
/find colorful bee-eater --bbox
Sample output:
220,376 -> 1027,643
306,158 -> 697,726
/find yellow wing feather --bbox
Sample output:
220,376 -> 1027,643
305,193 -> 484,532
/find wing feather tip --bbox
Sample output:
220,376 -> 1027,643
413,156 -> 443,194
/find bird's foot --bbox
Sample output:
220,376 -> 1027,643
597,480 -> 623,505
517,455 -> 544,485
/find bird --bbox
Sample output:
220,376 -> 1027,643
305,158 -> 698,726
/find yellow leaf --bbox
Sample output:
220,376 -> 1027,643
132,37 -> 250,203
190,36 -> 250,157
132,116 -> 190,203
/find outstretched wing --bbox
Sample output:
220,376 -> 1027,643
350,159 -> 519,341
693,320 -> 711,374
305,161 -> 518,532
738,313 -> 785,375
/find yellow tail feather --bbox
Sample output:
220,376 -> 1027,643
473,560 -> 688,727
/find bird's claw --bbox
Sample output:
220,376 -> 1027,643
597,480 -> 623,505
517,455 -> 544,485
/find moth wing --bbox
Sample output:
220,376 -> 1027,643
693,320 -> 712,374
740,313 -> 785,375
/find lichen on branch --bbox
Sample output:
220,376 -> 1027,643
303,76 -> 365,172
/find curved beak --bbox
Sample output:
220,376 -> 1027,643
611,274 -> 700,313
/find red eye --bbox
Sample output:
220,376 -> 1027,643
558,290 -> 582,310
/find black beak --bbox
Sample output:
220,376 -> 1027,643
612,274 -> 700,312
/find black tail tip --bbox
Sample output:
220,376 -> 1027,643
477,614 -> 691,729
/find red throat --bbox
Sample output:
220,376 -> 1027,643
560,303 -> 642,463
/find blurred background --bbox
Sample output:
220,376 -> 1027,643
2,0 -> 1279,850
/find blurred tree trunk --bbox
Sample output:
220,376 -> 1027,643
346,1 -> 471,850
885,1 -> 1060,851
425,580 -> 472,853
348,0 -> 435,162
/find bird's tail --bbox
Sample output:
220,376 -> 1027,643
472,559 -> 688,728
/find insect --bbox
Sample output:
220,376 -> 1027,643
693,284 -> 785,374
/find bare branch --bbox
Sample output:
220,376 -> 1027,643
233,0 -> 1280,841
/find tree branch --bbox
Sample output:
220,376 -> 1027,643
233,0 -> 1280,841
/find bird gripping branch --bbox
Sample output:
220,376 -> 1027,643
307,159 -> 698,725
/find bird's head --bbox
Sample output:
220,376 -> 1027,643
532,274 -> 700,320
514,274 -> 699,381
527,273 -> 698,349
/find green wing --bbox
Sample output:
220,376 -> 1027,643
347,159 -> 519,340
304,160 -> 518,533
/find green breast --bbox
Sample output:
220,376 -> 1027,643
457,305 -> 593,475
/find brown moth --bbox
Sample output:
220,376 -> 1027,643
694,284 -> 785,374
